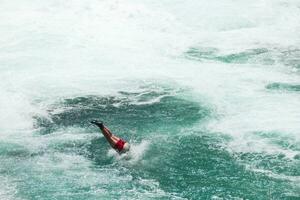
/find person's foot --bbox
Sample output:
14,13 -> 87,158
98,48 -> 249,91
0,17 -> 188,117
90,120 -> 104,128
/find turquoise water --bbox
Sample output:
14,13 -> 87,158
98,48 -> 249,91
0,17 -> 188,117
1,0 -> 300,199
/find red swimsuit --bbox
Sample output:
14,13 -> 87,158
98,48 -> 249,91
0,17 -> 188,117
114,139 -> 126,152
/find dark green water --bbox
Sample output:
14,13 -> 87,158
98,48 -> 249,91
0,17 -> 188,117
1,88 -> 299,199
1,0 -> 300,199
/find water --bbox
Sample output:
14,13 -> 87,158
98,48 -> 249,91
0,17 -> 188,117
0,0 -> 300,199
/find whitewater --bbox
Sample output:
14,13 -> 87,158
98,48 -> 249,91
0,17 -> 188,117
0,0 -> 299,199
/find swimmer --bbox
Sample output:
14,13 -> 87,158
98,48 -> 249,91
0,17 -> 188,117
90,120 -> 130,154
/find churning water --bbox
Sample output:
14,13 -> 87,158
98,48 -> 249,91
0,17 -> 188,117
0,0 -> 300,199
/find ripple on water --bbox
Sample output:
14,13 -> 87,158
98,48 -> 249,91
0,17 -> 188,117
185,46 -> 300,70
33,88 -> 210,136
130,133 -> 298,199
266,82 -> 300,92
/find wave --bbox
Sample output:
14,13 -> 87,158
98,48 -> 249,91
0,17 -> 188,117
185,46 -> 300,71
266,82 -> 300,92
33,87 -> 210,136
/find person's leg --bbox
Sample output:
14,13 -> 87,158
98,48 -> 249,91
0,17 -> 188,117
99,126 -> 118,147
102,127 -> 113,136
90,120 -> 129,153
90,120 -> 117,147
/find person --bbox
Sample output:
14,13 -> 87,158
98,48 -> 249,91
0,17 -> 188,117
90,120 -> 130,154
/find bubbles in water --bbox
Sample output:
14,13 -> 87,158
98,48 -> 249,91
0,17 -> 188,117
1,0 -> 300,198
107,140 -> 150,164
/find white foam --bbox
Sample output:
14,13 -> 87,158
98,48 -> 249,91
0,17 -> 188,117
107,140 -> 150,164
1,0 -> 300,196
0,175 -> 21,200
